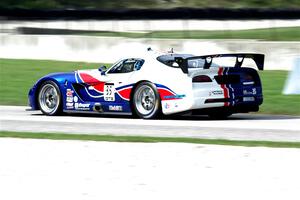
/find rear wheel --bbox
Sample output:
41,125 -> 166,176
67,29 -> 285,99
133,82 -> 161,119
38,81 -> 62,116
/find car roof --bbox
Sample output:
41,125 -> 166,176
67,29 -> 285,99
156,53 -> 194,62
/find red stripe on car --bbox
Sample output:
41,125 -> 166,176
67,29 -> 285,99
218,68 -> 229,106
158,88 -> 177,100
117,87 -> 132,101
79,72 -> 105,93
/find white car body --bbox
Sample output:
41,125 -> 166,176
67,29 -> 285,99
29,48 -> 264,118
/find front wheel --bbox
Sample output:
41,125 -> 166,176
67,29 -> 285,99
133,82 -> 161,119
38,81 -> 62,116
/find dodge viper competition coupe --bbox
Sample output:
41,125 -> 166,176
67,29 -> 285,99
28,48 -> 264,119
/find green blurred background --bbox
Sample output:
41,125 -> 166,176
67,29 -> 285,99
0,0 -> 299,115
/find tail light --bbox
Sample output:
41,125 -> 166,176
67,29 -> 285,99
214,75 -> 240,84
243,74 -> 255,85
244,74 -> 253,81
193,75 -> 212,83
205,98 -> 230,103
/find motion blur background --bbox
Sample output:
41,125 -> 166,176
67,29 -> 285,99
0,0 -> 299,114
0,0 -> 299,9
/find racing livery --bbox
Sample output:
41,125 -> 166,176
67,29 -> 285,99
28,49 -> 264,119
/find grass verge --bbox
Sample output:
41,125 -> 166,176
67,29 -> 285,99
1,131 -> 300,148
83,27 -> 300,41
0,58 -> 299,115
0,59 -> 109,105
259,70 -> 300,115
154,27 -> 300,41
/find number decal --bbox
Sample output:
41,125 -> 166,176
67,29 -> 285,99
104,83 -> 115,101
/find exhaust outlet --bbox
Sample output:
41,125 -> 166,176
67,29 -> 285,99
93,103 -> 103,112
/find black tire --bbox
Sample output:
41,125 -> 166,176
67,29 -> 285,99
38,80 -> 62,116
133,82 -> 161,119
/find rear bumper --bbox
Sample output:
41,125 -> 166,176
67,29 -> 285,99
204,94 -> 263,106
192,104 -> 260,115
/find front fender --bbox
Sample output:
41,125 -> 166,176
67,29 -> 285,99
28,72 -> 75,110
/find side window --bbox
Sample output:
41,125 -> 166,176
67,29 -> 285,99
108,59 -> 144,74
133,59 -> 144,71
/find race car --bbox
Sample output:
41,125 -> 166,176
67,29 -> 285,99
28,48 -> 264,119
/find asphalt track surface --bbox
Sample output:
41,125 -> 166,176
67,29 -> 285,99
1,106 -> 300,142
1,138 -> 299,200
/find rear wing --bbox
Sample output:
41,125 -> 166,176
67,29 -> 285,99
175,53 -> 265,74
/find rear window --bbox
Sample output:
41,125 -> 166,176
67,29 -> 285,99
157,54 -> 193,68
157,54 -> 218,69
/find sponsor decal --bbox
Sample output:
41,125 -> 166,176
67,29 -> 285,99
75,103 -> 90,110
243,90 -> 251,95
66,89 -> 75,106
109,105 -> 123,111
164,103 -> 170,109
243,88 -> 257,95
209,90 -> 223,96
243,97 -> 255,102
164,94 -> 186,99
73,96 -> 78,103
66,96 -> 73,103
104,83 -> 115,102
66,102 -> 74,109
66,89 -> 73,97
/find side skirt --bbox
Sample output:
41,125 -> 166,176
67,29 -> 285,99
63,110 -> 132,116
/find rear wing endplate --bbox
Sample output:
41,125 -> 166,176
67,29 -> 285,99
175,53 -> 265,74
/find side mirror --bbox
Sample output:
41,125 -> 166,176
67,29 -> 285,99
98,65 -> 107,75
98,65 -> 107,72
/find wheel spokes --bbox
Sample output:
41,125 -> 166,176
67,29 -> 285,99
135,85 -> 156,115
39,83 -> 59,114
